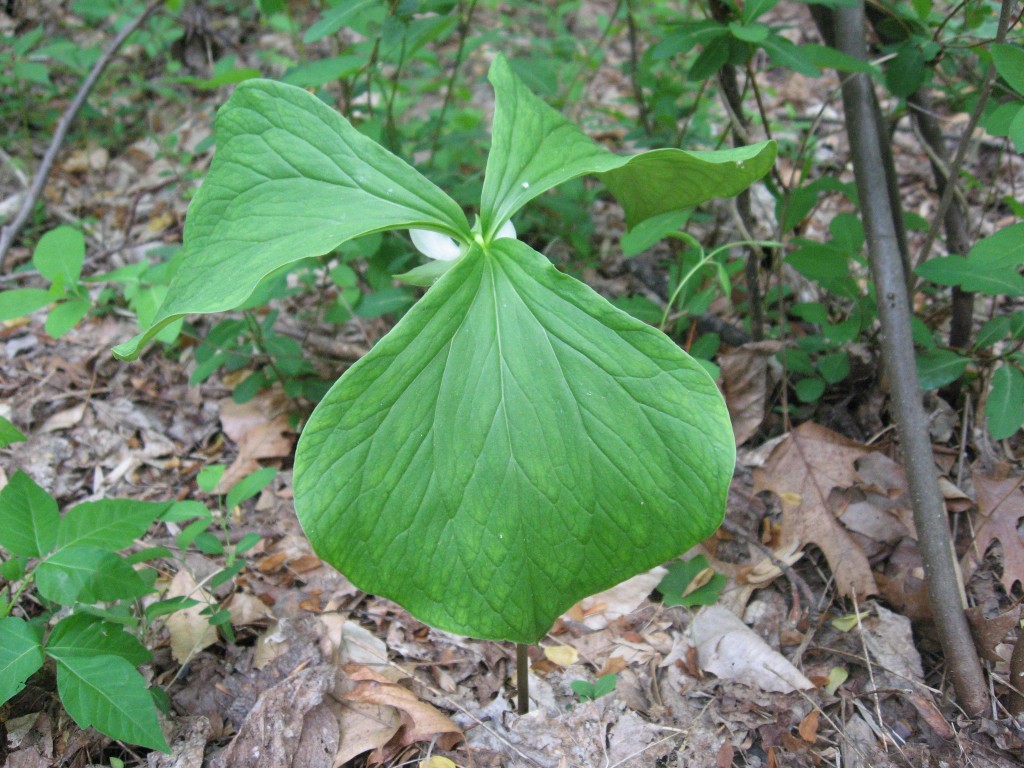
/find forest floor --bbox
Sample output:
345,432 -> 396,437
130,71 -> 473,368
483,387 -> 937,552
2,2 -> 1024,767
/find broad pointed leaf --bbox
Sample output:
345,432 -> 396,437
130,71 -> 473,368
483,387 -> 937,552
295,240 -> 734,643
46,613 -> 152,666
113,79 -> 469,360
480,53 -> 776,238
0,618 -> 44,705
0,471 -> 59,557
56,655 -> 168,751
57,499 -> 170,551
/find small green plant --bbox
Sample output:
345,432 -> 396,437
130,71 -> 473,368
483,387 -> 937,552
0,471 -> 171,752
571,673 -> 619,702
115,55 -> 774,645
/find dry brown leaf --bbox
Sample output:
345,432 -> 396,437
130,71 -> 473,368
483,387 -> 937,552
543,645 -> 579,666
326,697 -> 401,768
164,570 -> 218,664
217,389 -> 294,491
341,674 -> 463,763
720,341 -> 782,446
225,592 -> 274,627
966,605 -> 1021,663
798,710 -> 820,743
39,403 -> 86,433
571,566 -> 665,630
961,474 -> 1024,593
752,422 -> 877,598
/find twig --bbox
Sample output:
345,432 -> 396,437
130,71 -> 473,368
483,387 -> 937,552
0,0 -> 164,269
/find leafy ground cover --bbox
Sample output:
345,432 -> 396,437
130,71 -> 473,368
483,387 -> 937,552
1,0 -> 1023,766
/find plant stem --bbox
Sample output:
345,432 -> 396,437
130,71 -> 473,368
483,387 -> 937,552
516,643 -> 529,714
829,0 -> 988,716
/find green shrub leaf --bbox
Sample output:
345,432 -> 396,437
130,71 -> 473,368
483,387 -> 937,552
113,78 -> 469,361
36,547 -> 151,605
0,471 -> 60,557
915,223 -> 1024,296
915,348 -> 968,390
295,240 -> 734,643
56,655 -> 168,752
34,226 -> 85,294
0,415 -> 26,448
987,364 -> 1024,440
0,617 -> 45,705
992,44 -> 1024,96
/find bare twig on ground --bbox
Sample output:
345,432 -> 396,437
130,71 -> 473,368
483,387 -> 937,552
0,0 -> 164,269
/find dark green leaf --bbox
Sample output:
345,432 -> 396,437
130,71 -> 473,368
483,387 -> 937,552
0,618 -> 44,705
0,471 -> 60,557
987,364 -> 1024,440
657,555 -> 726,607
57,499 -> 168,551
915,348 -> 968,390
46,613 -> 151,666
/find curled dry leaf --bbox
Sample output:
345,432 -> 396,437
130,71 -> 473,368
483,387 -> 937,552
689,605 -> 813,693
720,341 -> 783,446
543,645 -> 580,666
164,569 -> 218,664
752,422 -> 877,598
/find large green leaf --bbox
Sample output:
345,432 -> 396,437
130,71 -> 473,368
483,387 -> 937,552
294,240 -> 734,643
56,499 -> 170,551
0,471 -> 59,557
56,655 -> 168,751
915,222 -> 1024,296
113,79 -> 469,360
480,54 -> 776,238
46,613 -> 152,666
0,617 -> 44,705
35,547 -> 151,606
987,363 -> 1024,440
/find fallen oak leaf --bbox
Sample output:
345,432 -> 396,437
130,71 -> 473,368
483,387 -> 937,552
960,473 -> 1024,594
752,422 -> 877,598
217,388 -> 295,492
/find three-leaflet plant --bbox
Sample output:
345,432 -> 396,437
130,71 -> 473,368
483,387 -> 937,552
114,55 -> 774,661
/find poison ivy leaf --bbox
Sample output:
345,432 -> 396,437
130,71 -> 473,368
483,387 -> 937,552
56,655 -> 168,751
35,547 -> 151,605
987,364 -> 1024,440
480,54 -> 776,239
46,613 -> 152,666
0,617 -> 44,705
113,79 -> 469,360
57,499 -> 169,551
0,471 -> 60,557
295,240 -> 734,643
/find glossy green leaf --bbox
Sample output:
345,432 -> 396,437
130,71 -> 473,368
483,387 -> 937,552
295,240 -> 734,643
987,364 -> 1024,440
113,78 -> 469,360
57,499 -> 169,551
0,618 -> 44,705
46,613 -> 151,666
35,547 -> 151,605
0,471 -> 60,557
481,54 -> 776,239
915,348 -> 968,390
56,655 -> 168,751
915,223 -> 1024,296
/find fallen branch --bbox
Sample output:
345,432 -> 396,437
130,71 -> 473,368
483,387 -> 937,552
0,0 -> 164,269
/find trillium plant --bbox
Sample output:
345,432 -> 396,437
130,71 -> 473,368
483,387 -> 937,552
115,54 -> 774,704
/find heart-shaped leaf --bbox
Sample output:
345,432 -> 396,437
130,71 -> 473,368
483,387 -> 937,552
113,79 -> 469,360
295,240 -> 734,643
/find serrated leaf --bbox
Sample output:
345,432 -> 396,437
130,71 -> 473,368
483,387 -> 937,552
46,613 -> 151,666
56,655 -> 168,751
57,499 -> 169,551
113,78 -> 469,360
0,415 -> 26,448
481,54 -> 775,239
295,240 -> 734,643
0,617 -> 44,705
987,364 -> 1024,440
0,470 -> 60,557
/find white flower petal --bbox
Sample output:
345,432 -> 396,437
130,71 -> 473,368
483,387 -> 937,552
495,219 -> 517,241
409,229 -> 462,261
